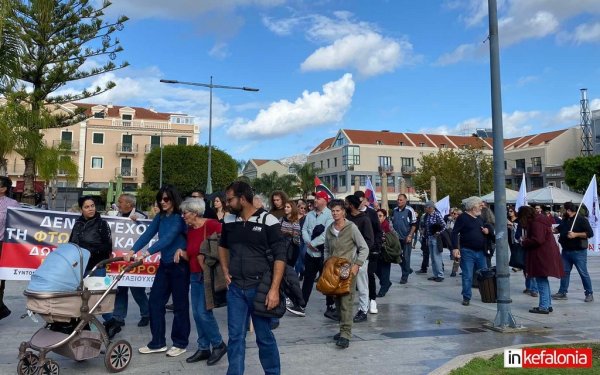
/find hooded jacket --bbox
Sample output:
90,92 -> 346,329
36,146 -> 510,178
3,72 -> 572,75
323,219 -> 369,267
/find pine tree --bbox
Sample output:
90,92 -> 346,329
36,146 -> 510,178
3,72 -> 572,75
4,0 -> 128,201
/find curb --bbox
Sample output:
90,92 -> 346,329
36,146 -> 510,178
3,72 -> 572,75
429,339 -> 600,375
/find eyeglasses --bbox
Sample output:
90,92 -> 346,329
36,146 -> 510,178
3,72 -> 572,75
160,196 -> 171,203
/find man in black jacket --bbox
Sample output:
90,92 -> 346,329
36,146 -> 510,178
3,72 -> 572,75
219,181 -> 286,375
354,191 -> 382,314
345,195 -> 374,323
553,202 -> 594,302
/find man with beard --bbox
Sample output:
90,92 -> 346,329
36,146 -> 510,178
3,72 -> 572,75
219,181 -> 285,375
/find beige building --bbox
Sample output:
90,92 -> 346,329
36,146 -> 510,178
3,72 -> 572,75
308,127 -> 582,202
5,103 -> 199,191
242,159 -> 290,180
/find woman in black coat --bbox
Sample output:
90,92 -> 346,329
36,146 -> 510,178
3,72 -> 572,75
69,195 -> 113,275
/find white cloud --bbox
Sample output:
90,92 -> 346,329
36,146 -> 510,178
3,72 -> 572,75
103,0 -> 285,20
439,0 -> 600,64
435,43 -> 484,66
301,32 -> 413,76
226,73 -> 355,139
209,42 -> 231,59
265,12 -> 420,77
516,75 -> 539,87
563,22 -> 600,44
52,66 -> 233,133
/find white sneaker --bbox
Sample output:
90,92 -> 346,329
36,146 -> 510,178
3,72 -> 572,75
139,346 -> 168,354
166,346 -> 187,357
369,300 -> 378,314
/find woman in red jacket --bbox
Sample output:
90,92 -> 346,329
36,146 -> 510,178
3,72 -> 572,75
518,206 -> 564,314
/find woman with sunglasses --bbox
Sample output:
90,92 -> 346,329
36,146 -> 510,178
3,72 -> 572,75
128,185 -> 190,357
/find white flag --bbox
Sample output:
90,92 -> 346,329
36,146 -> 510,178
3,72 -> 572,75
515,173 -> 527,212
581,175 -> 600,256
435,195 -> 450,217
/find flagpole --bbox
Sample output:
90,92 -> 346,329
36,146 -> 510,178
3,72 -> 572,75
571,174 -> 596,232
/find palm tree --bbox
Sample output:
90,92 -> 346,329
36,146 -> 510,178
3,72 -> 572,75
292,162 -> 323,199
252,171 -> 300,198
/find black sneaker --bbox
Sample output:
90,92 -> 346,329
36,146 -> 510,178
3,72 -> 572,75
333,333 -> 340,341
416,269 -> 427,274
107,323 -> 122,339
336,337 -> 349,349
324,306 -> 340,321
0,305 -> 11,321
286,304 -> 306,317
399,279 -> 408,284
353,310 -> 367,323
138,317 -> 150,327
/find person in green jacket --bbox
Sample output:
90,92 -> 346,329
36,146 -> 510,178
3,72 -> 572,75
323,199 -> 369,349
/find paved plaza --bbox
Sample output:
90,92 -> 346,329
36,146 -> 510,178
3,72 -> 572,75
1,246 -> 599,375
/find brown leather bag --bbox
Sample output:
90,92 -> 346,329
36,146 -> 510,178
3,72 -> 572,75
316,256 -> 353,296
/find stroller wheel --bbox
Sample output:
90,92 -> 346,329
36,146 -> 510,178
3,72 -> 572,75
105,340 -> 132,373
39,359 -> 59,375
17,352 -> 39,375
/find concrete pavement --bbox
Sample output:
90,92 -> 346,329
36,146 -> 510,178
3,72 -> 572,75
1,246 -> 599,374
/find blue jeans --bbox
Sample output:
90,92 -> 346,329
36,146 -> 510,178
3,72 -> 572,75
400,240 -> 412,281
525,277 -> 538,293
147,262 -> 190,349
459,248 -> 487,301
226,284 -> 280,375
190,272 -> 223,350
112,286 -> 149,324
535,277 -> 551,310
294,242 -> 306,276
428,236 -> 443,278
558,250 -> 593,296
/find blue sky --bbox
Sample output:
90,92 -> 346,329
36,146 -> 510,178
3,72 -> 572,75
69,0 -> 600,161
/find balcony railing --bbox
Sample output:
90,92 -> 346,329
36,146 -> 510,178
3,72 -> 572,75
144,144 -> 161,153
511,167 -> 525,175
401,165 -> 416,175
116,143 -> 138,154
111,119 -> 172,130
52,140 -> 79,152
115,167 -> 138,178
378,165 -> 394,175
527,165 -> 542,174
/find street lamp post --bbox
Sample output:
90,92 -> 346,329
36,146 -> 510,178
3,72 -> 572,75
160,77 -> 259,194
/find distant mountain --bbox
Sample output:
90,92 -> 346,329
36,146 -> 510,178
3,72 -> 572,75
279,154 -> 307,166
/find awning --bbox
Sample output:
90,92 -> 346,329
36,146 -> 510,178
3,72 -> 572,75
13,181 -> 45,194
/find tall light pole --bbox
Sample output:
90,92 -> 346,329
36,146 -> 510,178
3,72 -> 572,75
160,77 -> 259,194
159,129 -> 163,188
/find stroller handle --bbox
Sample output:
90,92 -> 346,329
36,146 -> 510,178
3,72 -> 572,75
86,257 -> 143,277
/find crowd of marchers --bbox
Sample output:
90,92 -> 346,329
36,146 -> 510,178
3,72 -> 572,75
0,174 -> 594,375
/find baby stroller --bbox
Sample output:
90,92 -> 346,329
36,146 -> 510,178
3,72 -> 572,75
18,243 -> 143,374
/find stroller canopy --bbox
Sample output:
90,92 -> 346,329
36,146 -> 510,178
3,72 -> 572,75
28,243 -> 91,292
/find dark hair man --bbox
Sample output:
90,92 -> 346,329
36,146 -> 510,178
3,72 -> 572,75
553,201 -> 594,303
391,194 -> 418,285
345,194 -> 374,323
353,190 -> 382,314
218,181 -> 286,374
0,176 -> 19,320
